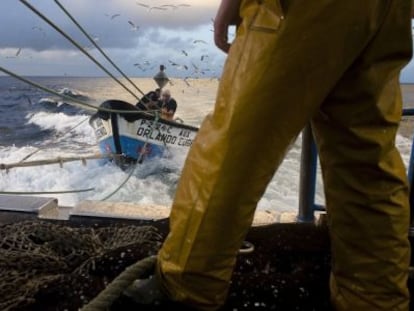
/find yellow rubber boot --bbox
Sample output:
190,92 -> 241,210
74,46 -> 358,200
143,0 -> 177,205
155,1 -> 413,310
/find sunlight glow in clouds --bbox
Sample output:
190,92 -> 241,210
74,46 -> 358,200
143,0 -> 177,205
1,0 -> 413,81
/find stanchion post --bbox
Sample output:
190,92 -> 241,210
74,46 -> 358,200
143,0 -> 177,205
297,124 -> 318,223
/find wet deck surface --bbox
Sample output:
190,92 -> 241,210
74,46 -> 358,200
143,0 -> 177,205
1,198 -> 413,311
114,222 -> 333,311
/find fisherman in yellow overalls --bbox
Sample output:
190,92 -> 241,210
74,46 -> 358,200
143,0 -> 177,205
125,1 -> 413,310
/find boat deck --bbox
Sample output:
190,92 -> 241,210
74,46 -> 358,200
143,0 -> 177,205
0,194 -> 305,226
0,195 -> 411,311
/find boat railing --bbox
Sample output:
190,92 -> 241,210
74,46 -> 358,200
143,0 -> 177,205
296,108 -> 414,223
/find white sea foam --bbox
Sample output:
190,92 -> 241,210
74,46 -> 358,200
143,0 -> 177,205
1,78 -> 413,217
27,111 -> 93,135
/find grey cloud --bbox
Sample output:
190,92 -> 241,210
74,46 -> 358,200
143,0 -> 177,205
1,0 -> 217,51
0,0 -> 226,77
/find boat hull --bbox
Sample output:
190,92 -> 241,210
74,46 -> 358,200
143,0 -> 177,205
89,100 -> 198,162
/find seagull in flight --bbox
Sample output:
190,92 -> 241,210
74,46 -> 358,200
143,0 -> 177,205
111,14 -> 121,20
149,6 -> 168,12
183,77 -> 191,87
5,48 -> 21,59
160,4 -> 178,9
181,50 -> 188,56
169,60 -> 188,71
193,39 -> 207,44
32,26 -> 46,37
136,2 -> 149,8
136,2 -> 168,12
133,63 -> 146,71
128,20 -> 139,31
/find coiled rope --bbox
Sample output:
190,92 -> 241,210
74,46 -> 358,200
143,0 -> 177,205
80,255 -> 157,311
79,242 -> 255,310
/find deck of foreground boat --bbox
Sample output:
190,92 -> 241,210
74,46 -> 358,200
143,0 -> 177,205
0,195 -> 412,311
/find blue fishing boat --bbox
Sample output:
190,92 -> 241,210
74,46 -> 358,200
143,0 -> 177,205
89,100 -> 198,163
89,65 -> 199,164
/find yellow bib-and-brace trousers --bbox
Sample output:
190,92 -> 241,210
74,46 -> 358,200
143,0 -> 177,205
156,0 -> 413,310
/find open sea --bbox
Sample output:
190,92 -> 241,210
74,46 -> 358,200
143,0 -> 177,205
1,76 -> 414,215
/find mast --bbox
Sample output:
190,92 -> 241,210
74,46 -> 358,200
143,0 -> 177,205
153,64 -> 169,89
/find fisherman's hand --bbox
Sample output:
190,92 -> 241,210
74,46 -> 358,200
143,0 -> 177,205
214,0 -> 242,53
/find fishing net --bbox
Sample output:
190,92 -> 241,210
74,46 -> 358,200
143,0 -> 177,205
0,220 -> 164,311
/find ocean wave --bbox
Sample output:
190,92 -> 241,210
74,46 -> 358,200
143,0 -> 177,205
36,97 -> 92,116
26,111 -> 95,137
58,87 -> 90,101
31,87 -> 92,116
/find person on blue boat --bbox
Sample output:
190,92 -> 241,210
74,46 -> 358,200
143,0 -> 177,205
136,88 -> 161,110
159,89 -> 177,121
125,1 -> 413,310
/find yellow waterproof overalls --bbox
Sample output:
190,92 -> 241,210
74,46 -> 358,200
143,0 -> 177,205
156,1 -> 413,310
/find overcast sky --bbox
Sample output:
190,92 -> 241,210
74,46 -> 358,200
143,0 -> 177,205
0,0 -> 413,81
0,0 -> 226,78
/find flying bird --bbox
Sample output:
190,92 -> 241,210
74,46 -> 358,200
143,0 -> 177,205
111,14 -> 121,20
169,60 -> 188,71
200,54 -> 209,61
191,62 -> 199,71
32,26 -> 43,31
160,4 -> 178,9
136,2 -> 149,8
133,63 -> 146,71
149,6 -> 168,12
181,50 -> 188,56
6,48 -> 22,59
128,20 -> 139,31
193,39 -> 207,44
136,2 -> 168,12
183,77 -> 191,87
32,26 -> 46,37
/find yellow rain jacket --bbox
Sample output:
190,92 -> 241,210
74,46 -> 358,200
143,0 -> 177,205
156,0 -> 413,310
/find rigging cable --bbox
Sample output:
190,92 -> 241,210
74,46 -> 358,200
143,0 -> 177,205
18,116 -> 90,163
99,163 -> 138,201
0,189 -> 94,195
54,0 -> 146,97
0,66 -> 159,115
1,154 -> 120,171
19,0 -> 140,101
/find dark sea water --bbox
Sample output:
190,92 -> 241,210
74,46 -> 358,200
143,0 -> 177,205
0,76 -> 218,207
0,76 -> 93,147
0,76 -> 413,213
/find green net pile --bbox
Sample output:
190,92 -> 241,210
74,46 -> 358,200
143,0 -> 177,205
0,220 -> 163,311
